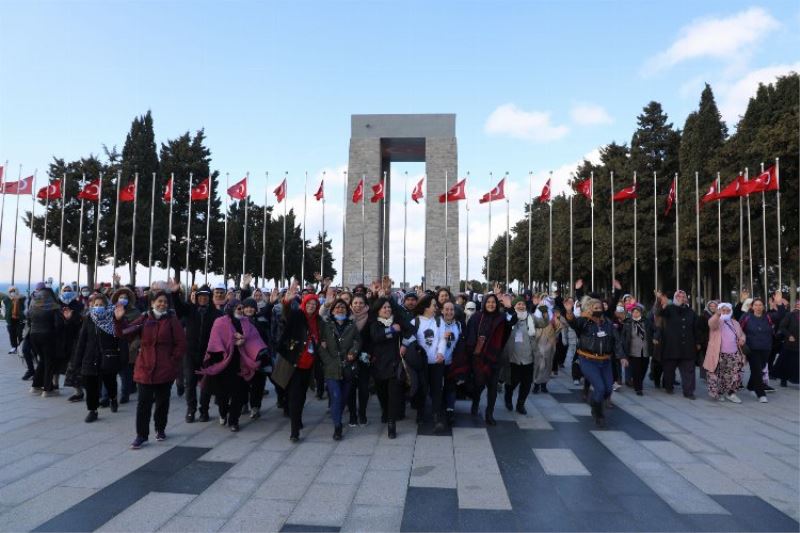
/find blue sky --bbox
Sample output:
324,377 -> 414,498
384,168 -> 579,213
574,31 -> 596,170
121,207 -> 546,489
1,0 -> 798,287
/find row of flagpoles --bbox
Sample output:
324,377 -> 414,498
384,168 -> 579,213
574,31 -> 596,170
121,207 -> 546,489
0,158 -> 786,297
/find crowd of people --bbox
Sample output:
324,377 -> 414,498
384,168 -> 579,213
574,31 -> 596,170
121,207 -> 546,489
1,274 -> 798,447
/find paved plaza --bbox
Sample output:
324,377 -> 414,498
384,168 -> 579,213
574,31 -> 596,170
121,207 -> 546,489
0,334 -> 798,533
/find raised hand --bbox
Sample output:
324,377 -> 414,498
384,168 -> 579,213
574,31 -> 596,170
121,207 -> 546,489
575,278 -> 583,290
314,272 -> 322,282
500,293 -> 512,309
270,288 -> 280,304
612,279 -> 621,291
63,308 -> 73,320
740,288 -> 750,303
113,305 -> 125,320
169,278 -> 181,293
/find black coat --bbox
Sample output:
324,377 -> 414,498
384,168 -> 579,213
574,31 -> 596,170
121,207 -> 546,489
73,317 -> 123,376
656,303 -> 699,361
174,298 -> 222,367
369,319 -> 403,381
279,306 -> 312,365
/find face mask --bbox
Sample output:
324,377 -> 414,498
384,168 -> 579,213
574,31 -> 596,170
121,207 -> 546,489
61,292 -> 75,304
334,313 -> 348,322
632,315 -> 641,322
516,310 -> 528,319
9,291 -> 17,297
721,313 -> 732,322
91,306 -> 105,315
151,308 -> 166,319
318,297 -> 326,306
117,298 -> 128,307
592,311 -> 603,318
233,312 -> 244,320
81,290 -> 90,297
257,300 -> 267,309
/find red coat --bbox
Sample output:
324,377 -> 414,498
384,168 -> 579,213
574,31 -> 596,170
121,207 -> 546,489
116,311 -> 187,385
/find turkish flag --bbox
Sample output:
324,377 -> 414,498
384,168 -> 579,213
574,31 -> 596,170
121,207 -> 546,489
478,178 -> 505,204
191,178 -> 210,201
37,180 -> 62,200
749,166 -> 779,193
273,179 -> 287,203
228,177 -> 247,200
538,178 -> 551,203
119,180 -> 137,202
717,175 -> 745,199
163,177 -> 173,202
1,175 -> 33,195
700,180 -> 720,206
352,179 -> 364,203
370,180 -> 385,203
77,179 -> 101,202
575,177 -> 592,200
313,180 -> 324,201
0,165 -> 4,182
439,178 -> 467,203
411,178 -> 424,203
613,183 -> 637,202
664,178 -> 676,216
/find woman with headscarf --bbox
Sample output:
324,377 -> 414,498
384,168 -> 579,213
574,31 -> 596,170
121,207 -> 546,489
278,285 -> 321,442
774,300 -> 799,387
28,282 -> 64,396
320,298 -> 361,440
73,294 -> 123,422
61,285 -> 87,402
242,297 -> 271,419
621,304 -> 653,395
532,304 -> 559,394
198,299 -> 265,432
347,294 -> 371,426
739,297 -> 774,403
109,287 -> 140,404
115,290 -> 187,449
1,286 -> 26,357
703,302 -> 747,403
503,297 -> 535,413
464,292 -> 514,426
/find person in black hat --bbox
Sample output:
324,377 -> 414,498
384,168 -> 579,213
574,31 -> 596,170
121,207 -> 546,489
171,281 -> 222,422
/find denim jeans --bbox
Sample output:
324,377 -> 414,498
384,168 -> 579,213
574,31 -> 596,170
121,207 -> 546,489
578,357 -> 614,403
326,378 -> 351,426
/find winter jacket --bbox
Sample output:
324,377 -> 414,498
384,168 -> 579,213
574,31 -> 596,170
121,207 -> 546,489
319,317 -> 361,380
0,293 -> 26,321
59,300 -> 84,361
73,316 -> 123,376
740,313 -> 774,352
703,314 -> 745,373
503,314 -> 535,365
116,311 -> 187,385
174,297 -> 223,367
655,302 -> 699,361
568,316 -> 625,360
369,318 -> 403,381
621,317 -> 653,358
28,289 -> 63,336
779,311 -> 799,353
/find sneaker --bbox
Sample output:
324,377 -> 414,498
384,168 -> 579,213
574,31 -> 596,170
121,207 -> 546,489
85,411 -> 98,423
41,389 -> 59,397
348,416 -> 358,428
717,395 -> 726,402
249,408 -> 260,420
758,396 -> 768,403
573,380 -> 581,386
186,412 -> 195,423
155,430 -> 166,441
612,382 -> 622,391
725,393 -> 742,404
29,386 -> 43,394
229,424 -> 240,433
8,348 -> 17,354
130,436 -> 148,449
68,393 -> 84,402
219,416 -> 227,426
540,383 -> 549,394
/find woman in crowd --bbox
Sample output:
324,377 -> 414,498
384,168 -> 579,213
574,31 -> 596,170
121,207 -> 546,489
622,304 -> 653,396
110,287 -> 140,404
73,294 -> 123,422
319,298 -> 361,440
347,294 -> 371,426
242,298 -> 271,419
279,287 -> 321,442
566,298 -> 626,428
404,295 -> 447,430
114,290 -> 186,449
198,299 -> 264,432
28,282 -> 64,397
464,293 -> 513,426
441,301 -> 461,426
740,297 -> 773,403
703,302 -> 746,402
1,286 -> 26,358
503,297 -> 535,414
370,297 -> 405,438
774,300 -> 799,387
532,304 -> 558,394
61,285 -> 86,403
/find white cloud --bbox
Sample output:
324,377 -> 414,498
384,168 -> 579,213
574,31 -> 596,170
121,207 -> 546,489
643,7 -> 779,75
570,103 -> 613,126
717,62 -> 800,125
485,103 -> 569,142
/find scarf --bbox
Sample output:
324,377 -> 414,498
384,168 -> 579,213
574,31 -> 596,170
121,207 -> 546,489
351,306 -> 369,331
90,305 -> 117,336
633,319 -> 646,342
29,289 -> 60,313
377,315 -> 394,327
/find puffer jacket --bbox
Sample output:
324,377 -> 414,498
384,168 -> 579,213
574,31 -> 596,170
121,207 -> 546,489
319,317 -> 361,380
115,310 -> 187,385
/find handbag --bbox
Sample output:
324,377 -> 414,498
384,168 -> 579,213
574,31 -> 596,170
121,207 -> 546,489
272,355 -> 295,389
473,316 -> 486,355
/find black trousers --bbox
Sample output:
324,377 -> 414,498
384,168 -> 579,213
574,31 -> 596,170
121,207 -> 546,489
348,361 -> 371,419
374,376 -> 401,422
313,358 -> 325,398
506,363 -> 533,407
475,370 -> 499,414
629,357 -> 650,392
249,371 -> 268,409
218,375 -> 248,425
30,332 -> 57,392
662,359 -> 695,396
287,368 -> 311,437
650,359 -> 664,387
426,363 -> 446,417
7,318 -> 23,348
184,356 -> 211,414
747,348 -> 769,398
85,373 -> 118,411
136,382 -> 172,439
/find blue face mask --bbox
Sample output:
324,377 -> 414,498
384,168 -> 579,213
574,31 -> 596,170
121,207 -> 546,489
60,292 -> 75,304
91,306 -> 105,316
117,298 -> 128,307
334,313 -> 348,322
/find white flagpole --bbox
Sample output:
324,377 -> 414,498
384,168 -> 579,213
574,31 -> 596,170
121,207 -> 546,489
505,171 -> 510,290
382,171 -> 387,281
147,172 -> 156,286
717,173 -> 722,300
129,173 -> 138,284
361,174 -> 365,285
633,171 -> 638,297
282,172 -> 287,286
185,173 -> 193,292
675,173 -> 680,289
92,173 -> 103,284
739,180 -> 743,294
487,172 -> 493,284
570,193 -> 574,297
342,171 -> 346,287
243,172 -> 250,282
0,160 -> 7,256
112,171 -> 121,277
223,172 -> 229,285
166,173 -> 174,278
527,171 -> 532,289
745,168 -> 753,293
76,173 -> 86,287
301,171 -> 307,284
548,171 -> 553,292
320,172 -> 326,283
775,157 -> 782,289
42,177 -> 50,281
444,170 -> 449,287
58,172 -> 66,287
403,171 -> 408,288
760,162 -> 768,296
466,172 -> 470,285
11,165 -> 23,285
262,171 -> 269,287
26,171 -> 37,293
653,171 -> 658,292
695,171 -> 700,310
590,170 -> 595,292
204,174 -> 212,284
610,170 -> 615,283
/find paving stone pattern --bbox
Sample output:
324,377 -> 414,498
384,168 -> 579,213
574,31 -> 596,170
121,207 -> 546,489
0,334 -> 797,532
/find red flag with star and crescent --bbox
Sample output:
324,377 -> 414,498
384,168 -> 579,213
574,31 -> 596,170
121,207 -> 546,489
77,179 -> 101,202
352,179 -> 364,204
700,180 -> 720,206
749,166 -> 779,193
478,178 -> 504,204
163,177 -> 173,202
227,177 -> 247,200
613,183 -> 637,202
575,177 -> 592,200
1,175 -> 34,195
119,180 -> 136,202
439,178 -> 467,203
370,180 -> 385,203
190,178 -> 210,201
313,180 -> 324,201
717,175 -> 745,199
411,178 -> 424,203
37,180 -> 62,200
664,178 -> 676,216
538,178 -> 551,203
273,179 -> 287,203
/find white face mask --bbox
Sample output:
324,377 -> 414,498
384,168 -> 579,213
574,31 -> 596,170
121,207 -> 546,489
233,312 -> 243,320
151,308 -> 166,318
516,310 -> 528,319
720,313 -> 732,322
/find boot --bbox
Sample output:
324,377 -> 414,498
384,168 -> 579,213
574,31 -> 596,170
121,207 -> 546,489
333,424 -> 343,441
540,383 -> 548,394
470,397 -> 480,416
185,411 -> 196,423
484,407 -> 497,426
387,421 -> 397,439
446,409 -> 455,427
504,390 -> 513,411
198,409 -> 210,423
433,413 -> 445,434
110,399 -> 118,413
532,384 -> 540,394
591,401 -> 606,429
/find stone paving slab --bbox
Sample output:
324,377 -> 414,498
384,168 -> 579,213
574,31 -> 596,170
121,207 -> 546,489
533,448 -> 591,476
